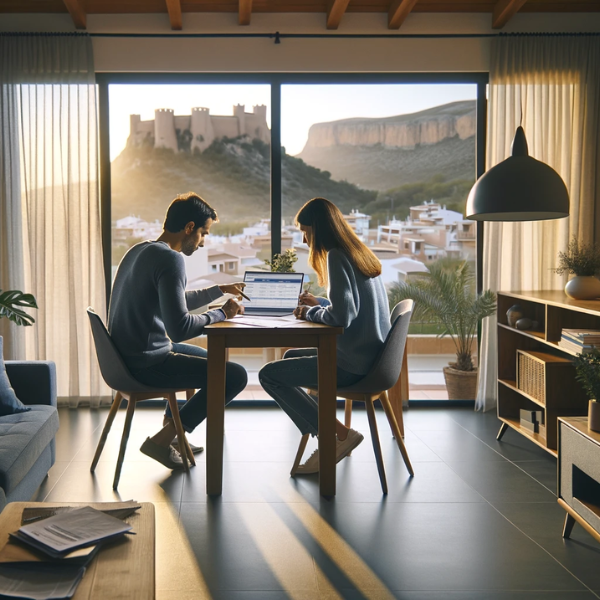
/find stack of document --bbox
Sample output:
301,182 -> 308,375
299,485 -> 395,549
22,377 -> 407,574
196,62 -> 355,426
0,504 -> 139,600
11,506 -> 133,559
558,329 -> 600,354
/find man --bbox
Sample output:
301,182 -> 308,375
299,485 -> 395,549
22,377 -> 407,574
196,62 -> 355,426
108,192 -> 247,470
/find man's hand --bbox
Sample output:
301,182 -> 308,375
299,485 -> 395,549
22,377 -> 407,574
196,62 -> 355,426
299,291 -> 319,307
294,305 -> 309,320
221,298 -> 245,319
219,283 -> 249,301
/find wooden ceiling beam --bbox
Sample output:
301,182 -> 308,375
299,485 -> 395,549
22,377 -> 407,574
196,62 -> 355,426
327,0 -> 351,30
388,0 -> 420,30
62,0 -> 86,29
165,0 -> 182,30
239,0 -> 252,26
492,0 -> 528,29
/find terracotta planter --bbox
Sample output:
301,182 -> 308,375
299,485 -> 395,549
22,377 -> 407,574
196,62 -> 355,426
443,366 -> 478,400
564,276 -> 600,300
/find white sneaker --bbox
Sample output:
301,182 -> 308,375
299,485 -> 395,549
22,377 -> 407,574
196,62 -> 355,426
293,429 -> 364,476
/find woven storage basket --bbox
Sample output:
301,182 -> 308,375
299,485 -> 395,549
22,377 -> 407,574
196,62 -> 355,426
516,350 -> 575,405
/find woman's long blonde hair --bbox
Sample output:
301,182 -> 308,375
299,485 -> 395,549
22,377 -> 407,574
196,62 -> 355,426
295,198 -> 382,287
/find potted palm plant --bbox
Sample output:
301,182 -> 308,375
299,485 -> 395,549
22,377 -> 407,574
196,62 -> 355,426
388,260 -> 496,400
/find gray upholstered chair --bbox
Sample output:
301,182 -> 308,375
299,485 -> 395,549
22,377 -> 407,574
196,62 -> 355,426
293,299 -> 414,494
87,308 -> 195,489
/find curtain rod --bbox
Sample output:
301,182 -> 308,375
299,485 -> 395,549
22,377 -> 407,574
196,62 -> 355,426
1,31 -> 599,42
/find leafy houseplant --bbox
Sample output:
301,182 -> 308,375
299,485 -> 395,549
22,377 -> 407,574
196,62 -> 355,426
388,260 -> 496,399
573,349 -> 600,432
0,290 -> 38,327
552,238 -> 600,300
264,249 -> 298,273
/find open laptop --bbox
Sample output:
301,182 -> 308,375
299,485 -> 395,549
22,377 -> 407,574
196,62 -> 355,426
241,271 -> 304,317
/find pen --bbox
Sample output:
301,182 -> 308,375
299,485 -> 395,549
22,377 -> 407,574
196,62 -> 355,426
239,290 -> 251,302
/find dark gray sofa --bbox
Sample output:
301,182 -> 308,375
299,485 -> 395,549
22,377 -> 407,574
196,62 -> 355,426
0,361 -> 59,511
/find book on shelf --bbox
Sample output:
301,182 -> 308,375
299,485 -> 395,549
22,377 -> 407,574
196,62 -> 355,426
561,329 -> 600,343
558,338 -> 597,354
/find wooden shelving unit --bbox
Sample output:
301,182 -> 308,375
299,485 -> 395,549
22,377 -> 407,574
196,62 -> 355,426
497,291 -> 600,455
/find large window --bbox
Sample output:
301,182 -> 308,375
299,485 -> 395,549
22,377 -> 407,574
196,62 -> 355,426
100,74 -> 486,402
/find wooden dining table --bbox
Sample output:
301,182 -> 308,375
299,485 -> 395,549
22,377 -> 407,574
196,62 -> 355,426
205,318 -> 343,497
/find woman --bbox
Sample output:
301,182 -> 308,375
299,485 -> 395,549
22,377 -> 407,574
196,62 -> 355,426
259,197 -> 391,474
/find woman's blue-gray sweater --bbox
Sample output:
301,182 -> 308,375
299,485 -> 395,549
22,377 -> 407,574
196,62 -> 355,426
306,248 -> 390,376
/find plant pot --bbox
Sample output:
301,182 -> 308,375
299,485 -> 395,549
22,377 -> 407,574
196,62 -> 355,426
565,276 -> 600,300
443,365 -> 478,400
589,400 -> 600,432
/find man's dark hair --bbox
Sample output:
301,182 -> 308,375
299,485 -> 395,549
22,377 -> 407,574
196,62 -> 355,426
163,192 -> 219,233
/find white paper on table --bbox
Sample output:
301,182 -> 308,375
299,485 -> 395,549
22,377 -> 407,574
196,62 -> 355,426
232,315 -> 299,328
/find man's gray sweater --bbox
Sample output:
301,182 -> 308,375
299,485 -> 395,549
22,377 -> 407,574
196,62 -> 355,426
108,240 -> 225,370
306,248 -> 390,376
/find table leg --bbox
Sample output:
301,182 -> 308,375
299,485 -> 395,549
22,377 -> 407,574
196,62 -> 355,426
207,335 -> 227,495
318,335 -> 337,497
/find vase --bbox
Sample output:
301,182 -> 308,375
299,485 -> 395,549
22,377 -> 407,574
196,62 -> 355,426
443,366 -> 478,400
589,400 -> 600,432
565,276 -> 600,300
506,304 -> 524,328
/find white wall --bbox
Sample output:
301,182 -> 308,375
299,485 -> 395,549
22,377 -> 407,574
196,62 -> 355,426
1,12 -> 600,73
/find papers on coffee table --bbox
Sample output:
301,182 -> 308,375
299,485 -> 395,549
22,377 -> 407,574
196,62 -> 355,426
11,506 -> 132,559
0,563 -> 85,599
232,315 -> 299,328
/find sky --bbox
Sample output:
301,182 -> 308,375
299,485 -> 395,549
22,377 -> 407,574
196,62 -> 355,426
108,83 -> 477,160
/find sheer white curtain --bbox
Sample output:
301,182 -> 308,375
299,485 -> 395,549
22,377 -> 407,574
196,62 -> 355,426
0,34 -> 109,407
477,35 -> 600,412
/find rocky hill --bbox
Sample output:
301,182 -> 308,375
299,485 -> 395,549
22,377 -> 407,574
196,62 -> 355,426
297,100 -> 476,190
111,137 -> 376,225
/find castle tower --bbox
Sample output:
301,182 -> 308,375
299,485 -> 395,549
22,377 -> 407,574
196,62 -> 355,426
253,105 -> 267,120
250,104 -> 270,143
154,108 -> 178,152
128,114 -> 141,146
233,104 -> 246,137
191,107 -> 215,152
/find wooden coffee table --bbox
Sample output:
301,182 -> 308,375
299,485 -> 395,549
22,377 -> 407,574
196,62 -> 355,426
0,502 -> 155,599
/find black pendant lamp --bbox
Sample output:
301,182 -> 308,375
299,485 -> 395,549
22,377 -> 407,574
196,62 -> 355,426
466,126 -> 569,221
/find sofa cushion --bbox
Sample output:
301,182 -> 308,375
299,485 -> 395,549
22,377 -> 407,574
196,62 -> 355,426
0,405 -> 59,494
0,337 -> 30,416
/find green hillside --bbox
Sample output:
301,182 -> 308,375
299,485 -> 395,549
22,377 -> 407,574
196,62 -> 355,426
111,137 -> 376,225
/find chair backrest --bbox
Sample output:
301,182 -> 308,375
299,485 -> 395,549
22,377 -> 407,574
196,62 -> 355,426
87,308 -> 154,393
338,299 -> 414,395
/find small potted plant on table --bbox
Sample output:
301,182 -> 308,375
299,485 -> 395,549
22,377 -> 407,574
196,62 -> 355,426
573,349 -> 600,432
388,260 -> 496,400
553,238 -> 600,300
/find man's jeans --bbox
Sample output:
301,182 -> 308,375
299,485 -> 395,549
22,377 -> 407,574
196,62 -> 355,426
132,343 -> 248,433
259,348 -> 362,436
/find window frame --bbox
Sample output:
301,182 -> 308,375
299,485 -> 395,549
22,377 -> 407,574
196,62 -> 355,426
97,72 -> 488,304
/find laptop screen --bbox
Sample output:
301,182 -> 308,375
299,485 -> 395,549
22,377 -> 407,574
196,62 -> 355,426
242,271 -> 304,312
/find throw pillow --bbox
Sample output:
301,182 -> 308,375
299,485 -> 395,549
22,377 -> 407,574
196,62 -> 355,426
0,336 -> 31,416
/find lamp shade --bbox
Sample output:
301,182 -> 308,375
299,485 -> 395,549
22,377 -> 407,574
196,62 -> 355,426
466,126 -> 569,221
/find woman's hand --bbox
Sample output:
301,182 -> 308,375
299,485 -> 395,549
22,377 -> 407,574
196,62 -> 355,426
221,298 -> 244,319
298,291 -> 319,307
294,305 -> 309,320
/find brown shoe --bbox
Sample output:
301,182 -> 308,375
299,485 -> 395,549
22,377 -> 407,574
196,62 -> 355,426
140,437 -> 185,470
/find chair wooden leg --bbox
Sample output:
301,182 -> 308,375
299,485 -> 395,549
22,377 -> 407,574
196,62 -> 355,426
291,434 -> 310,476
167,393 -> 190,472
344,399 -> 354,456
91,391 -> 122,473
365,399 -> 388,494
380,391 -> 414,477
185,389 -> 195,401
113,396 -> 136,490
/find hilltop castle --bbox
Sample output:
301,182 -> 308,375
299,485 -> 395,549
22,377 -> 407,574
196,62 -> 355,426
128,104 -> 270,153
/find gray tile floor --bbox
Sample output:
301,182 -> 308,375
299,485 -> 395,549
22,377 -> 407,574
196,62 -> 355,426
33,405 -> 600,599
